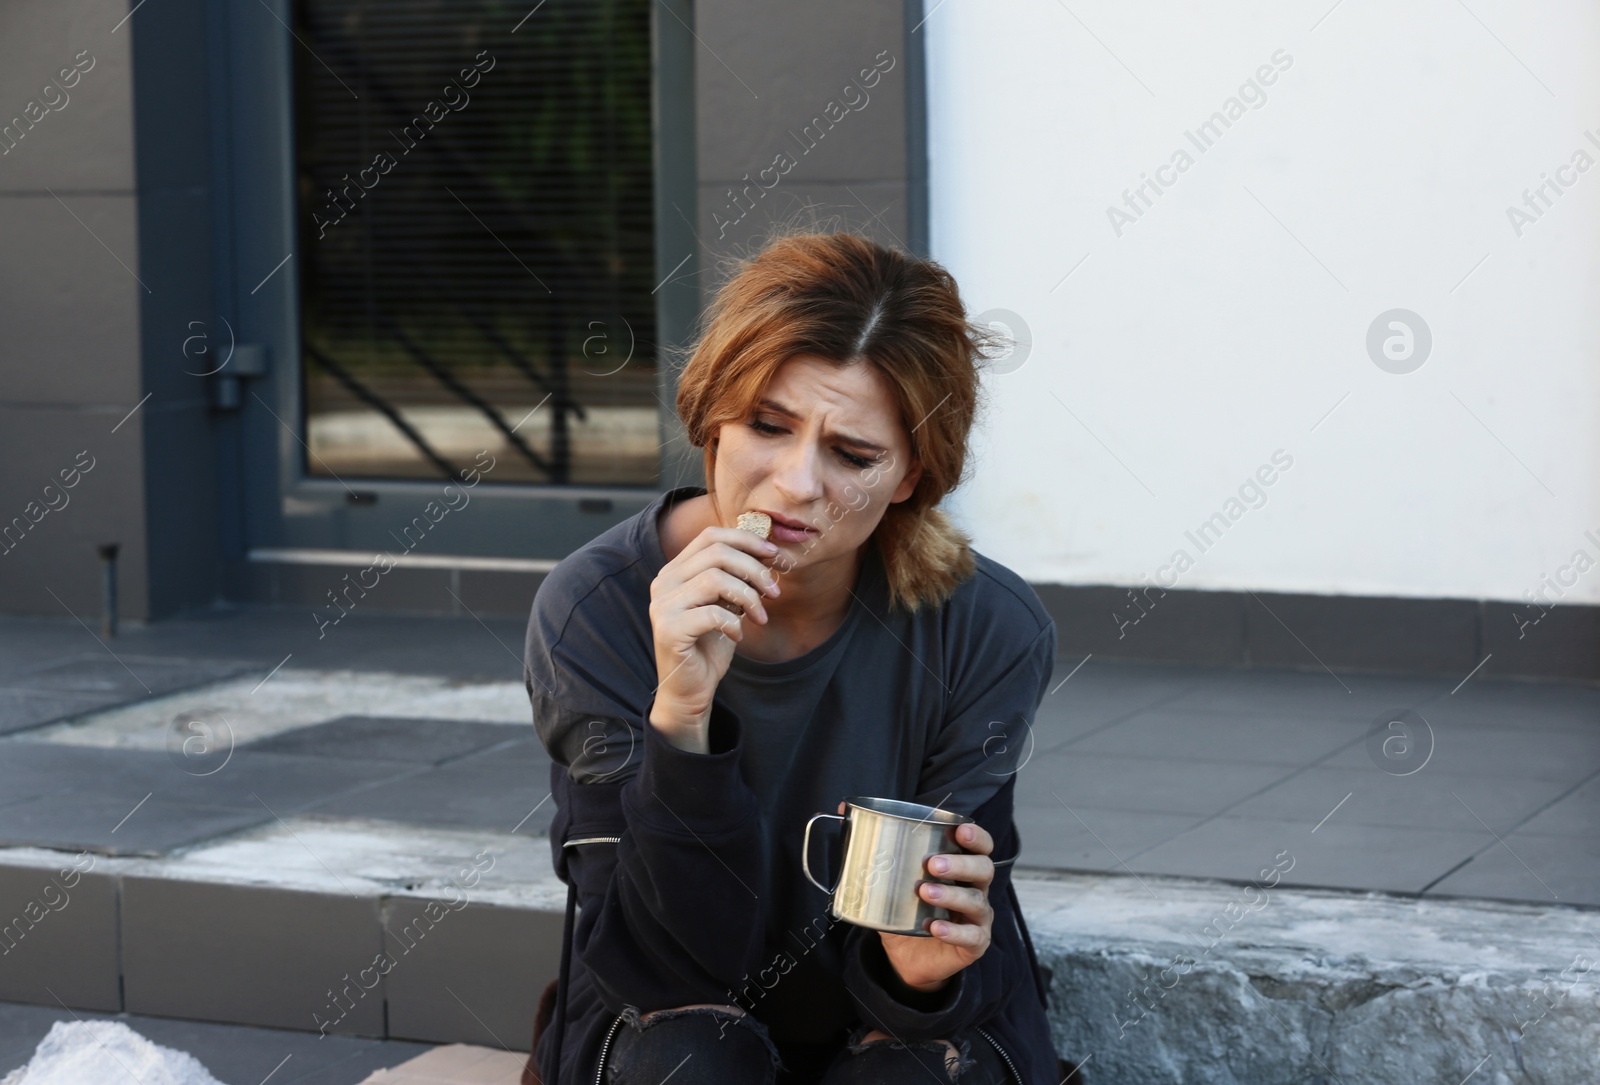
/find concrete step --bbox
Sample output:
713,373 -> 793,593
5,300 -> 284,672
0,820 -> 564,1051
1024,870 -> 1600,1084
4,822 -> 1598,1083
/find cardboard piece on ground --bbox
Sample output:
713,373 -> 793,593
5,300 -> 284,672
357,1044 -> 527,1084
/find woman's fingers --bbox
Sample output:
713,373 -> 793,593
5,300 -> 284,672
920,882 -> 990,919
668,546 -> 777,600
922,820 -> 996,946
653,567 -> 768,629
695,567 -> 768,621
646,526 -> 780,728
954,821 -> 993,855
669,529 -> 780,596
927,915 -> 989,947
652,604 -> 747,664
679,602 -> 747,642
665,569 -> 768,625
926,852 -> 995,888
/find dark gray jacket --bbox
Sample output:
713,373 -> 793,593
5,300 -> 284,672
524,486 -> 1061,1083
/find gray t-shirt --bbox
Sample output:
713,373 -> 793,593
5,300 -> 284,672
525,485 -> 1057,1047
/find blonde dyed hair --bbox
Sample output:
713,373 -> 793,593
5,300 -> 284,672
675,229 -> 1003,614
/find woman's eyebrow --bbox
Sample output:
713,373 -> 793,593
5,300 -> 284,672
755,398 -> 888,453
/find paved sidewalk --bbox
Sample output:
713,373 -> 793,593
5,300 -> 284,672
2,605 -> 1596,1083
0,606 -> 1596,905
0,606 -> 529,738
1019,659 -> 1600,905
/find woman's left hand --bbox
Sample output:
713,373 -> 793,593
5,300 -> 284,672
839,801 -> 995,994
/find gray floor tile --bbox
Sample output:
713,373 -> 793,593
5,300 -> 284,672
1225,764 -> 1578,834
0,745 -> 425,816
0,1000 -> 432,1085
307,740 -> 553,834
1126,815 -> 1490,894
1065,708 -> 1358,766
1013,750 -> 1293,816
0,690 -> 122,735
1014,805 -> 1201,873
1031,678 -> 1203,754
1160,669 -> 1443,722
1413,680 -> 1600,734
0,745 -> 426,854
1514,772 -> 1600,837
0,793 -> 270,856
4,655 -> 253,700
1318,725 -> 1600,783
1029,695 -> 1141,754
244,716 -> 526,765
4,655 -> 176,697
0,609 -> 529,687
165,749 -> 428,811
1050,659 -> 1221,691
1427,832 -> 1600,907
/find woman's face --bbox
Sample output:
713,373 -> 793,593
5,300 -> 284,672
711,353 -> 923,573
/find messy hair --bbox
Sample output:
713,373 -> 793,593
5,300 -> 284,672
675,228 -> 1002,614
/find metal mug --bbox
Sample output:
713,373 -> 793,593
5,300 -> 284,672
802,796 -> 973,937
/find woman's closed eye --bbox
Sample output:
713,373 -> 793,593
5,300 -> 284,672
747,418 -> 879,470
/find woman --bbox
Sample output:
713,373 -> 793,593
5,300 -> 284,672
523,232 -> 1060,1084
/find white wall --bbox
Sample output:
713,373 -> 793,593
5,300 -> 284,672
928,0 -> 1600,606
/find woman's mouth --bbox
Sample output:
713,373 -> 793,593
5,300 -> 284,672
758,510 -> 817,544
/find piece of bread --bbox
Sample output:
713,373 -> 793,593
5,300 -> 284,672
736,511 -> 772,539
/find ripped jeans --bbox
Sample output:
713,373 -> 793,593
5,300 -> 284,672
604,1004 -> 1013,1085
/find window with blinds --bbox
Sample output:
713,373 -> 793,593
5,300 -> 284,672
291,0 -> 658,486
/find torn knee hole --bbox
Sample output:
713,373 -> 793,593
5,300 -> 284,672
849,1032 -> 971,1082
622,1003 -> 748,1029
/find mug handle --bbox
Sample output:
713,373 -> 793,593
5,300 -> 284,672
802,812 -> 847,894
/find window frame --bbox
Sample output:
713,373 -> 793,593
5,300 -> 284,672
221,0 -> 699,560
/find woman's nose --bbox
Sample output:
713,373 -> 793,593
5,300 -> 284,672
772,439 -> 823,504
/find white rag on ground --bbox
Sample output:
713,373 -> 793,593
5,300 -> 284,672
2,1020 -> 227,1085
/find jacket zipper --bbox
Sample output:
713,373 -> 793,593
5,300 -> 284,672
593,1011 -> 625,1085
973,1025 -> 1021,1085
565,835 -> 624,848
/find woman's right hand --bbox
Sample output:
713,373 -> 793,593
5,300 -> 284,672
647,525 -> 782,750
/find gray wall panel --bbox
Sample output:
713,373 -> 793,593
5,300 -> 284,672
692,1 -> 907,184
693,0 -> 920,298
696,180 -> 912,289
0,0 -> 135,193
0,2 -> 152,618
0,404 -> 149,618
0,194 -> 144,404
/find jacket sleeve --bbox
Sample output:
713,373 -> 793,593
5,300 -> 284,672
539,683 -> 771,1014
524,555 -> 771,1014
840,619 -> 1056,1041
